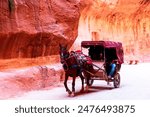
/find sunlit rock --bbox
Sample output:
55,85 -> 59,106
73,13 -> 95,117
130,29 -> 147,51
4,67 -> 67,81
73,0 -> 150,62
0,0 -> 88,59
0,0 -> 150,69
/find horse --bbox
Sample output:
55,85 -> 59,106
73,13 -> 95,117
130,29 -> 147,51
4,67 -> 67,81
59,44 -> 93,96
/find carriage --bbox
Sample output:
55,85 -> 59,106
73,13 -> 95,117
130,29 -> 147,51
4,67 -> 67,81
81,41 -> 124,88
59,41 -> 124,96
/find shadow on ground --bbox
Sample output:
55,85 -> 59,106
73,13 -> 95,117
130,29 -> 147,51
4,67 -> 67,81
74,86 -> 114,97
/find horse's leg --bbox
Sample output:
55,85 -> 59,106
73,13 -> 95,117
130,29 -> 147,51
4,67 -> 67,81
79,73 -> 84,93
71,76 -> 76,97
85,79 -> 89,92
84,72 -> 90,92
64,74 -> 71,95
85,65 -> 93,91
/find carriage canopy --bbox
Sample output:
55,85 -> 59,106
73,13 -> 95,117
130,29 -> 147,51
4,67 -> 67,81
81,41 -> 124,64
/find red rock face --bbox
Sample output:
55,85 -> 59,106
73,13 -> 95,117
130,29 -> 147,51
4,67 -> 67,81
74,0 -> 150,62
0,0 -> 88,59
0,0 -> 150,69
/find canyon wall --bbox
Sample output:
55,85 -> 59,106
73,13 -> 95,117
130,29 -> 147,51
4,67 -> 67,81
0,0 -> 150,69
74,0 -> 150,62
0,0 -> 90,59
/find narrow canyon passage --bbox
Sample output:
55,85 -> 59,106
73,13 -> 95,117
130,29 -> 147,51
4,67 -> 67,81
0,0 -> 150,99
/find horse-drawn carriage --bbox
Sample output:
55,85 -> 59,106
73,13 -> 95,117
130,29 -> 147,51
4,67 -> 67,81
81,41 -> 124,88
59,41 -> 124,96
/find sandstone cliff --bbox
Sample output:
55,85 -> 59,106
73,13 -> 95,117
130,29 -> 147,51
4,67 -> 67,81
0,0 -> 90,59
74,0 -> 150,62
0,0 -> 150,70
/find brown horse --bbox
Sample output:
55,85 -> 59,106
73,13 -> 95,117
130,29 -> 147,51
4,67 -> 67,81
59,44 -> 92,96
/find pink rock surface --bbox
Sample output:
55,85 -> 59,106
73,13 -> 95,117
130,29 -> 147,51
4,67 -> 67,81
0,64 -> 64,99
0,0 -> 150,67
73,0 -> 150,62
0,0 -> 88,59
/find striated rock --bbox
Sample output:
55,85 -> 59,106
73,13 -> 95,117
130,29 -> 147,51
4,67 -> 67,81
73,0 -> 150,62
0,0 -> 90,59
0,0 -> 150,66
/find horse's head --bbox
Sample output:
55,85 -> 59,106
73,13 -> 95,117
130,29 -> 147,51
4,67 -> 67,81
59,44 -> 69,64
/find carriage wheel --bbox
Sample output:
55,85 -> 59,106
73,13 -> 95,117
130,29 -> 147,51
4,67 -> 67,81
113,73 -> 120,88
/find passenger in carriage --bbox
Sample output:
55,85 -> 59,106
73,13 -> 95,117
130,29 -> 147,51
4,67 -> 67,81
106,57 -> 118,79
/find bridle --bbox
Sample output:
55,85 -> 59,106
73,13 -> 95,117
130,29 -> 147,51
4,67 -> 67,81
60,47 -> 69,60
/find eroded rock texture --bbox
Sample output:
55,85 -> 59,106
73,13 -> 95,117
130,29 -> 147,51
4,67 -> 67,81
74,0 -> 150,61
0,0 -> 150,63
0,0 -> 89,59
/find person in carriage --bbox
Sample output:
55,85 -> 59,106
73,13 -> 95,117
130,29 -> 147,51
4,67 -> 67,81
106,58 -> 118,79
